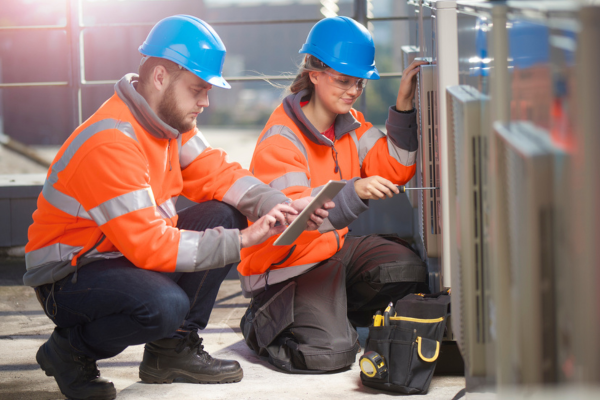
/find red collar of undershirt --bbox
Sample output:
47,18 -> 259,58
300,100 -> 335,141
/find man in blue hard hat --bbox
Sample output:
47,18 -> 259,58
28,15 -> 332,400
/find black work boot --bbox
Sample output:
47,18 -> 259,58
139,331 -> 243,384
36,328 -> 116,400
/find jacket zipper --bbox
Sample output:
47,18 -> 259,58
331,143 -> 342,180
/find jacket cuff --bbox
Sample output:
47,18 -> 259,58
327,177 -> 369,229
385,106 -> 418,152
236,183 -> 289,222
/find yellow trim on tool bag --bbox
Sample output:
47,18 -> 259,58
389,316 -> 444,323
417,337 -> 440,362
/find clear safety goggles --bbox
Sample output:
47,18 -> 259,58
322,70 -> 368,92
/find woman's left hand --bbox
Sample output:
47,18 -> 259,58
396,60 -> 430,111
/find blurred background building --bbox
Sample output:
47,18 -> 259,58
0,0 -> 409,146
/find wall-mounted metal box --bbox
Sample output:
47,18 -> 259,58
0,174 -> 45,247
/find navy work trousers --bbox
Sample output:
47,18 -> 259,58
34,201 -> 247,361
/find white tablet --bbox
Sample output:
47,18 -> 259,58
273,180 -> 346,246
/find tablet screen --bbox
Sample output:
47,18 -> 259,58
273,180 -> 346,246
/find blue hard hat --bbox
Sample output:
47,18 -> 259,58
139,15 -> 230,89
299,16 -> 379,80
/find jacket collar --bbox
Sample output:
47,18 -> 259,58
282,89 -> 361,147
115,74 -> 180,140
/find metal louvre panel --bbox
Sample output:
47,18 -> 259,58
494,121 -> 560,384
415,62 -> 441,258
401,45 -> 420,71
446,85 -> 488,377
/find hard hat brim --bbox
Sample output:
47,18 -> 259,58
299,47 -> 380,80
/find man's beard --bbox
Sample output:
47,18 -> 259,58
157,83 -> 196,133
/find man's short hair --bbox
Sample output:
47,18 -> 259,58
138,56 -> 184,86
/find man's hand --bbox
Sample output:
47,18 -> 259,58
396,60 -> 429,111
288,197 -> 334,231
354,176 -> 399,200
239,203 -> 297,248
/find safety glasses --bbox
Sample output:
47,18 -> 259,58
322,70 -> 367,92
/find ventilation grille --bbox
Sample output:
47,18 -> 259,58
415,62 -> 440,258
493,121 -> 560,383
446,85 -> 488,376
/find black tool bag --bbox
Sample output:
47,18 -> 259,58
360,291 -> 451,394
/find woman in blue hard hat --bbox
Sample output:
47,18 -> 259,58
239,16 -> 430,373
28,14 -> 332,399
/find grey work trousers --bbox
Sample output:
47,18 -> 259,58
241,234 -> 429,373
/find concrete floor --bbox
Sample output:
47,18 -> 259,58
3,129 -> 598,399
0,258 -> 466,400
0,129 -> 469,399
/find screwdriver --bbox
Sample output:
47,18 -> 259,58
397,185 -> 439,193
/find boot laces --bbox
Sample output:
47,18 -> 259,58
176,332 -> 213,363
77,355 -> 101,380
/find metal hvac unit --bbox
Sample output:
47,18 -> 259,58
446,85 -> 489,378
548,4 -> 600,384
415,60 -> 441,261
493,121 -> 561,384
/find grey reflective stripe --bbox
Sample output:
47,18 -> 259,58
317,218 -> 335,234
176,133 -> 183,155
222,175 -> 263,208
180,132 -> 209,169
240,262 -> 319,298
350,131 -> 360,153
388,142 -> 417,167
259,125 -> 310,174
42,182 -> 91,219
86,249 -> 124,260
311,185 -> 324,197
158,196 -> 178,219
44,118 -> 137,218
88,188 -> 155,226
156,196 -> 178,219
117,121 -> 138,142
269,171 -> 310,190
356,127 -> 385,167
175,230 -> 201,272
25,243 -> 83,270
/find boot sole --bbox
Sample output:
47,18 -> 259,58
139,366 -> 243,384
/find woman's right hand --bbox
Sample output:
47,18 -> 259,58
354,176 -> 400,200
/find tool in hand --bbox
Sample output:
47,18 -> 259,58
397,185 -> 439,193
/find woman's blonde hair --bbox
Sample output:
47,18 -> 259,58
287,55 -> 329,95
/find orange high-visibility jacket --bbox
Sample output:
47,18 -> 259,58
238,89 -> 418,294
24,74 -> 288,287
